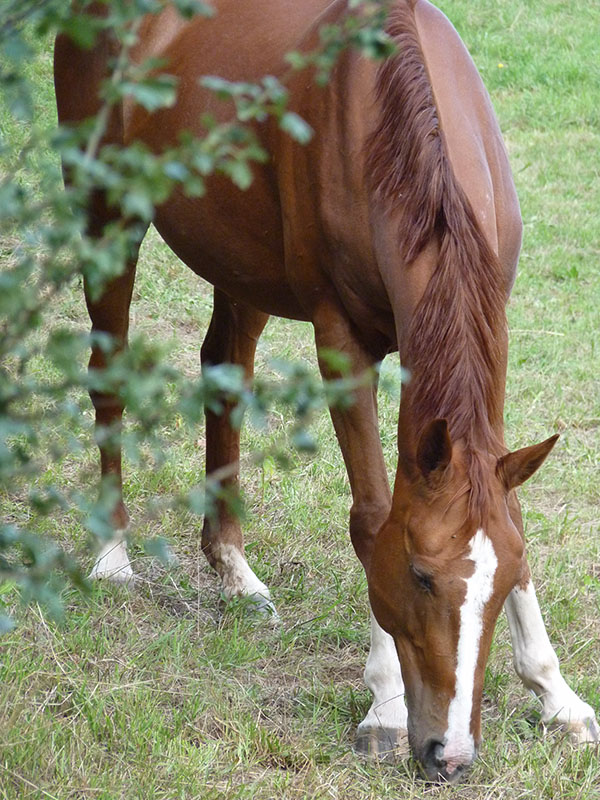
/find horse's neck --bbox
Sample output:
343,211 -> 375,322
397,385 -> 505,445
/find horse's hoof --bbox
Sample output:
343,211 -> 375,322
248,592 -> 280,624
354,726 -> 410,762
223,591 -> 280,625
566,716 -> 600,744
89,538 -> 134,584
89,563 -> 135,585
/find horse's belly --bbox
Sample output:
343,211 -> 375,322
153,176 -> 309,320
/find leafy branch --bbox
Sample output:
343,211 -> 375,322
0,0 -> 400,628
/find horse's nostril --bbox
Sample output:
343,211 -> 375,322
424,739 -> 446,768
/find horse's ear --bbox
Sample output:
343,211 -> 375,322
416,419 -> 452,481
496,434 -> 559,491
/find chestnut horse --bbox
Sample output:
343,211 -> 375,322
54,0 -> 599,781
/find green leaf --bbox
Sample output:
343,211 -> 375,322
317,348 -> 351,375
58,15 -> 104,50
201,75 -> 237,99
1,31 -> 33,63
119,76 -> 178,111
280,112 -> 313,144
0,615 -> 15,635
143,537 -> 177,565
224,159 -> 254,191
171,0 -> 215,18
285,51 -> 307,70
163,160 -> 189,181
292,428 -> 318,453
121,188 -> 155,221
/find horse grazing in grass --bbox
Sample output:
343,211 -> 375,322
54,0 -> 599,781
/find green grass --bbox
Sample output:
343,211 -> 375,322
2,1 -> 600,797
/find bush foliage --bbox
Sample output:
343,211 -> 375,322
0,0 -> 396,629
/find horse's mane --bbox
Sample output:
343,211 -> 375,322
366,1 -> 507,515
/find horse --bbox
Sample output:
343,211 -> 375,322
54,0 -> 599,782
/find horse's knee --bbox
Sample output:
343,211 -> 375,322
350,501 -> 390,567
350,500 -> 390,540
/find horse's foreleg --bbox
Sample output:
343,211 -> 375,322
312,304 -> 391,571
200,289 -> 273,613
354,612 -> 409,759
85,197 -> 147,582
313,303 -> 407,757
505,579 -> 600,743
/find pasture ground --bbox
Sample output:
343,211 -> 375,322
1,1 -> 600,797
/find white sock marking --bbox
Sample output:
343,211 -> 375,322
505,581 -> 600,742
444,529 -> 497,770
89,533 -> 133,583
358,611 -> 408,733
213,543 -> 271,602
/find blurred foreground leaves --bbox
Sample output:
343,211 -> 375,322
0,0 -> 398,628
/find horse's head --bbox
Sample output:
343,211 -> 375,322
368,419 -> 558,782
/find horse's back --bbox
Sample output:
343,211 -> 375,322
129,0 -> 334,138
54,0 -> 521,324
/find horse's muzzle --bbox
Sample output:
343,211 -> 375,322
418,738 -> 474,783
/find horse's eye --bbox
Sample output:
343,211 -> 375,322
410,563 -> 434,593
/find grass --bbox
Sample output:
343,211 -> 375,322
1,1 -> 600,797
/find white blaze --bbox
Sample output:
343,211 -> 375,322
443,529 -> 497,771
